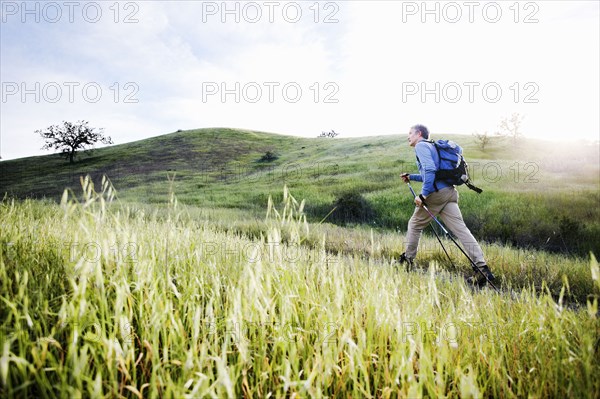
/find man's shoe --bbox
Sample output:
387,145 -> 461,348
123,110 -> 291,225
398,252 -> 414,271
466,265 -> 495,287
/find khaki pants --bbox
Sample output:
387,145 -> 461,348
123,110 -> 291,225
404,187 -> 486,267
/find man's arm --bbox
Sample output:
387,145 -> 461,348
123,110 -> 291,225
401,172 -> 422,182
409,173 -> 423,182
414,142 -> 436,197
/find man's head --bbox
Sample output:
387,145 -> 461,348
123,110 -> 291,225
408,124 -> 429,147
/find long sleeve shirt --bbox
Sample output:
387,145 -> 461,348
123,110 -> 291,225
408,141 -> 452,197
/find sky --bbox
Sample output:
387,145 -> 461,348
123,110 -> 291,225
1,0 -> 599,160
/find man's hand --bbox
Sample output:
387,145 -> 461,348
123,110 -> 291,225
415,194 -> 427,207
401,173 -> 410,183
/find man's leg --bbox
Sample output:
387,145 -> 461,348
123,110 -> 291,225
439,202 -> 486,267
437,189 -> 495,286
404,207 -> 432,259
404,189 -> 451,259
437,190 -> 486,267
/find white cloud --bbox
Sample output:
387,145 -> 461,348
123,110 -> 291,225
1,1 -> 598,160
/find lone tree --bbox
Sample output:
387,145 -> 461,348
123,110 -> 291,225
498,113 -> 525,144
473,131 -> 492,151
36,120 -> 113,163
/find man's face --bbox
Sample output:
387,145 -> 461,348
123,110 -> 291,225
407,128 -> 421,147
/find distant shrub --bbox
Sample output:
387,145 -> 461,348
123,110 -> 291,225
329,191 -> 376,225
318,130 -> 339,138
558,216 -> 584,253
259,151 -> 278,162
559,216 -> 580,238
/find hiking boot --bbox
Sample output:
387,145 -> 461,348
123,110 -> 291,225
397,252 -> 415,272
466,265 -> 495,287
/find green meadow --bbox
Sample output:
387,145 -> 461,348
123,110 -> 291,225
2,128 -> 599,256
1,128 -> 599,397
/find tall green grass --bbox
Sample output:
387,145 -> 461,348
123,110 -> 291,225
1,178 -> 599,397
3,129 -> 598,257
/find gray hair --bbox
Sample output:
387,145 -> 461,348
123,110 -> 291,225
411,124 -> 430,139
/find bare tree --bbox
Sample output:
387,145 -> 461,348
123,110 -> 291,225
498,113 -> 525,144
36,120 -> 113,163
473,131 -> 492,151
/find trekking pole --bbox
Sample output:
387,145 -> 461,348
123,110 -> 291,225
405,182 -> 456,269
406,182 -> 500,292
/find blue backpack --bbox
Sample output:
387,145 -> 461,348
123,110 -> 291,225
427,139 -> 483,194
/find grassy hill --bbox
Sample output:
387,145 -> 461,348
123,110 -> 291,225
1,129 -> 599,397
1,127 -> 599,255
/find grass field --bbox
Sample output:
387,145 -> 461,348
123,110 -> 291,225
1,128 -> 599,256
1,129 -> 599,397
1,179 -> 599,397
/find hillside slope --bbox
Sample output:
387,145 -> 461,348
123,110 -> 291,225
1,128 -> 599,255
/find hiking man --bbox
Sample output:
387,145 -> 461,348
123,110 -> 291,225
399,124 -> 495,286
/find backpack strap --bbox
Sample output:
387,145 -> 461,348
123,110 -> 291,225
415,140 -> 442,192
465,181 -> 483,194
462,160 -> 483,193
427,140 -> 441,192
